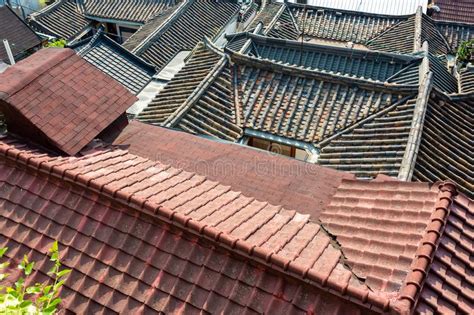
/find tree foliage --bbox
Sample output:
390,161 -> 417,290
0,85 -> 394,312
0,242 -> 71,314
44,39 -> 67,48
457,39 -> 474,65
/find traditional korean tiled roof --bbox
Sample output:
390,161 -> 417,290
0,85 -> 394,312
246,1 -> 283,32
122,5 -> 180,52
318,97 -> 418,178
81,0 -> 176,24
0,48 -> 136,155
237,34 -> 421,82
367,13 -> 451,56
73,31 -> 156,94
264,5 -> 299,40
435,20 -> 474,52
412,92 -> 473,198
299,0 -> 427,16
1,132 -> 471,314
431,0 -> 474,24
131,0 -> 240,70
113,121 -> 354,219
290,3 -> 408,44
0,5 -> 42,63
460,65 -> 474,93
0,135 -> 382,314
27,0 -> 92,41
137,42 -> 224,124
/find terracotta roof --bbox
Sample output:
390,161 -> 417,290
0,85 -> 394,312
0,48 -> 137,155
0,132 -> 472,314
131,0 -> 240,70
72,31 -> 156,94
0,6 -> 42,63
27,0 -> 92,41
0,134 -> 381,314
82,0 -> 176,23
431,0 -> 474,24
113,121 -> 353,219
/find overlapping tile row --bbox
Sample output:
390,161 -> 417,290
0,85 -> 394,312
318,98 -> 417,178
265,6 -> 299,40
290,3 -> 407,44
247,35 -> 418,82
246,2 -> 283,32
435,21 -> 474,52
137,0 -> 240,69
412,94 -> 473,199
82,0 -> 176,23
75,31 -> 156,94
27,0 -> 92,40
460,65 -> 474,93
431,0 -> 474,24
415,194 -> 474,314
173,65 -> 243,141
114,121 -> 354,219
320,178 -> 438,293
0,6 -> 42,63
387,62 -> 421,85
0,48 -> 136,155
428,54 -> 458,93
123,5 -> 180,51
237,62 -> 410,144
0,136 -> 383,314
137,43 -> 222,124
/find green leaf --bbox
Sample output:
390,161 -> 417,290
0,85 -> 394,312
56,269 -> 71,278
43,285 -> 52,295
26,286 -> 41,294
50,241 -> 58,254
0,261 -> 10,269
0,247 -> 7,257
0,273 -> 8,281
25,262 -> 35,276
53,279 -> 66,291
20,300 -> 33,308
43,298 -> 62,313
50,252 -> 59,262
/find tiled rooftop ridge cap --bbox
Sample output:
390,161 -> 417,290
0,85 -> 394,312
228,50 -> 420,93
396,181 -> 459,313
0,48 -> 74,99
0,135 -> 395,313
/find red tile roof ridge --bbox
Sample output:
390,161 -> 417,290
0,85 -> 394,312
0,135 -> 397,313
396,181 -> 459,313
0,48 -> 74,98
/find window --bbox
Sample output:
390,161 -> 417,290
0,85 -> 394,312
248,137 -> 308,161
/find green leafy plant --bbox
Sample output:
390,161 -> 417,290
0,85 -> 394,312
457,39 -> 474,64
44,39 -> 67,48
0,242 -> 71,314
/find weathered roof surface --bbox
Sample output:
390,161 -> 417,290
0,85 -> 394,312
113,121 -> 354,219
290,3 -> 407,44
246,2 -> 283,32
1,132 -> 471,314
367,14 -> 451,56
122,5 -> 180,51
0,6 -> 42,63
0,48 -> 136,155
413,93 -> 473,199
235,53 -> 415,144
460,65 -> 474,93
82,0 -> 176,23
74,31 -> 156,94
134,0 -> 240,70
0,135 -> 385,314
137,42 -> 224,125
241,34 -> 420,82
27,0 -> 92,40
295,0 -> 427,16
319,97 -> 418,178
431,0 -> 474,24
264,5 -> 299,40
435,20 -> 474,52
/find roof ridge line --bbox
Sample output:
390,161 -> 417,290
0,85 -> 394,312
0,138 -> 392,313
131,0 -> 192,54
28,0 -> 65,18
263,2 -> 286,35
229,51 -> 419,93
397,181 -> 458,312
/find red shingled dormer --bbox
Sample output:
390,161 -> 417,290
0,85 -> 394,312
0,48 -> 137,155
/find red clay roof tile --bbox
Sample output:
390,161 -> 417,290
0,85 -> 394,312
0,48 -> 137,155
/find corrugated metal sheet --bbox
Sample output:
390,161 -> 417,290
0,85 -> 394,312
283,0 -> 427,15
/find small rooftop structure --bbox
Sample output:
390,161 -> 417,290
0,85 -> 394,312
0,48 -> 137,155
0,5 -> 42,63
